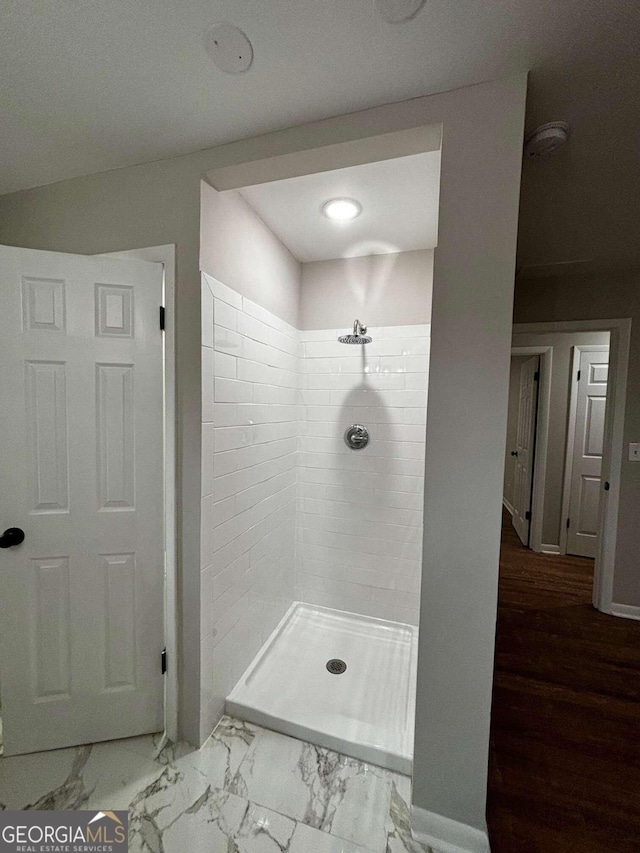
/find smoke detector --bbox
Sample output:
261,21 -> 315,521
375,0 -> 426,23
524,122 -> 570,158
204,24 -> 253,73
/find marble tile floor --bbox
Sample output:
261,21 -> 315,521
0,716 -> 433,853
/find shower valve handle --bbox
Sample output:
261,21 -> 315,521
344,424 -> 370,450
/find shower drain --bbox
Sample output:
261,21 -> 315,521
326,658 -> 347,675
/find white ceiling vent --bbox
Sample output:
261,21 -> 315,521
374,0 -> 426,24
524,122 -> 570,158
204,24 -> 253,74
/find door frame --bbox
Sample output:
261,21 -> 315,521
560,344 -> 610,558
97,244 -> 178,744
510,345 -> 553,554
513,319 -> 631,616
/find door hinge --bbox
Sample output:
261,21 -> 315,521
159,305 -> 165,331
566,518 -> 571,529
525,510 -> 531,520
534,371 -> 540,381
577,369 -> 581,381
161,647 -> 167,675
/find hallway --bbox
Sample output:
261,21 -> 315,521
488,511 -> 640,852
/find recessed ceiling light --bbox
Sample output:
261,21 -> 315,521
322,198 -> 362,222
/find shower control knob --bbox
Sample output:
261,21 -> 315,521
344,424 -> 369,451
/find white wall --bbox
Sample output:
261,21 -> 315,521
300,249 -> 433,330
201,183 -> 301,328
200,274 -> 299,741
511,329 -> 610,547
409,77 -> 525,846
298,325 -> 429,625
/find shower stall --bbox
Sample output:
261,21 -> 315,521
225,316 -> 425,773
202,267 -> 431,776
199,150 -> 438,774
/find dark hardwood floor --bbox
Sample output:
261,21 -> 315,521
487,510 -> 640,852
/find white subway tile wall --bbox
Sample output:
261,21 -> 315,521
200,274 -> 299,742
200,273 -> 430,740
298,326 -> 428,626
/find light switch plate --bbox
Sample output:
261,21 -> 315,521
629,443 -> 640,461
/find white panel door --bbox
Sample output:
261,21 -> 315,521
0,245 -> 165,756
567,349 -> 609,558
511,356 -> 539,547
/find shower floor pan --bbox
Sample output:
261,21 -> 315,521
226,602 -> 418,774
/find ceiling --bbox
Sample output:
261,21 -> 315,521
239,151 -> 441,262
1,0 -> 639,272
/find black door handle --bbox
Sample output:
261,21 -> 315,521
511,450 -> 518,457
0,528 -> 25,548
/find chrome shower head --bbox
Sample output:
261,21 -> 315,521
338,319 -> 372,345
338,334 -> 372,344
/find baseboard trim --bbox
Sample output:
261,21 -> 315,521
502,497 -> 514,516
411,806 -> 490,853
609,603 -> 640,622
541,544 -> 561,555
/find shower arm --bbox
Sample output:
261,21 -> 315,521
353,319 -> 367,335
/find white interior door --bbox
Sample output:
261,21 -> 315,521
511,356 -> 540,546
0,244 -> 165,756
567,349 -> 609,558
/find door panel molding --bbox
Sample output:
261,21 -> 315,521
561,345 -> 609,558
0,244 -> 166,755
97,244 -> 177,745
